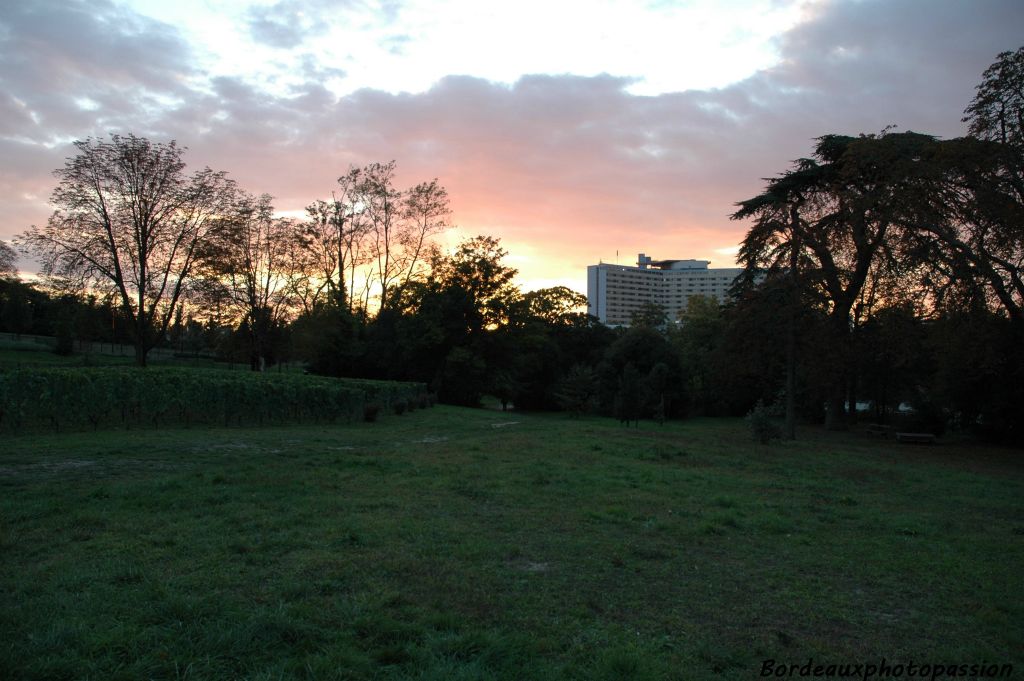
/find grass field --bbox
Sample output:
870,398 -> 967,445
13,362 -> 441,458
1,408 -> 1021,680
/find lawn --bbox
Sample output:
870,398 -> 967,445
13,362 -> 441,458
1,408 -> 1021,680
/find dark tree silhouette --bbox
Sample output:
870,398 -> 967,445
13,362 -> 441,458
964,47 -> 1024,147
0,241 -> 15,278
733,132 -> 937,428
19,134 -> 235,366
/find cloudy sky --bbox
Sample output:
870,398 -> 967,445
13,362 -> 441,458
1,0 -> 1021,292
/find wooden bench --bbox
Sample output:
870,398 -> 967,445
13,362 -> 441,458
895,432 -> 936,444
866,424 -> 893,438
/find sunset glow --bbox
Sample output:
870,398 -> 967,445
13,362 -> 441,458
1,0 -> 1022,293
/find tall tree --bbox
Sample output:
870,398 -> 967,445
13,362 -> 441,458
897,137 -> 1024,321
733,132 -> 934,428
963,47 -> 1024,147
300,167 -> 369,312
400,179 -> 451,292
356,163 -> 451,313
19,134 -> 235,366
200,192 -> 306,370
426,235 -> 520,336
358,162 -> 404,312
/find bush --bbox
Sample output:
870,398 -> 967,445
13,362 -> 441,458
747,399 -> 782,444
363,403 -> 381,423
393,400 -> 407,416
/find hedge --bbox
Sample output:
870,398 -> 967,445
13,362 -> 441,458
0,367 -> 428,434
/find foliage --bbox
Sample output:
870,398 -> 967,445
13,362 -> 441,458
0,240 -> 15,278
311,162 -> 451,313
515,286 -> 588,325
733,131 -> 941,428
963,46 -> 1024,147
425,235 -> 520,334
554,364 -> 598,416
0,367 -> 427,434
629,301 -> 668,329
746,399 -> 782,444
53,303 -> 75,356
732,113 -> 1024,431
600,326 -> 684,418
613,362 -> 642,427
439,346 -> 488,407
927,311 -> 1024,442
671,295 -> 723,414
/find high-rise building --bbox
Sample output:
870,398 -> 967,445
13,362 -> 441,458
587,254 -> 743,325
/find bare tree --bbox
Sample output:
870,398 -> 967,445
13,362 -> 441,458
19,134 -> 235,366
300,161 -> 452,316
199,192 -> 307,370
355,163 -> 452,313
358,161 -> 404,312
400,179 -> 451,290
300,167 -> 370,313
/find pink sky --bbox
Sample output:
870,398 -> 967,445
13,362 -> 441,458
1,0 -> 1021,293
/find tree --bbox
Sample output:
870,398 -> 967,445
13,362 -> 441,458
672,295 -> 724,416
600,326 -> 683,417
924,48 -> 1023,321
733,132 -> 936,428
0,279 -> 35,338
199,192 -> 306,370
300,167 -> 369,312
614,362 -> 642,427
0,241 -> 16,278
963,47 -> 1024,148
630,301 -> 668,329
352,163 -> 451,313
400,179 -> 451,294
426,235 -> 520,336
19,134 -> 235,366
514,286 -> 588,326
555,365 -> 599,416
896,137 -> 1024,322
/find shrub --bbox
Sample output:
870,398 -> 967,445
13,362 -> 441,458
0,368 -> 431,434
747,399 -> 782,444
363,403 -> 381,423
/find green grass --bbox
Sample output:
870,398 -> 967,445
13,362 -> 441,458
1,409 -> 1021,679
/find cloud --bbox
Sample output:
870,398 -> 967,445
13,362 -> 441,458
0,0 -> 195,142
247,0 -> 403,49
1,0 -> 1022,287
248,0 -> 320,49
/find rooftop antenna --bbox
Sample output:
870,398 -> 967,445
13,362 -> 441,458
616,250 -> 619,264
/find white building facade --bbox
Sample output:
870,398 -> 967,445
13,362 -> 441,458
587,254 -> 743,326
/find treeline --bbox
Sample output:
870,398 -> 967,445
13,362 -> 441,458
4,250 -> 1021,442
4,48 -> 1022,442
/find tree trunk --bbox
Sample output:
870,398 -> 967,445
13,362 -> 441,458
847,374 -> 859,426
824,304 -> 853,430
825,392 -> 846,430
784,316 -> 797,439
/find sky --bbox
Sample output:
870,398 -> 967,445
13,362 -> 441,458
1,0 -> 1022,293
